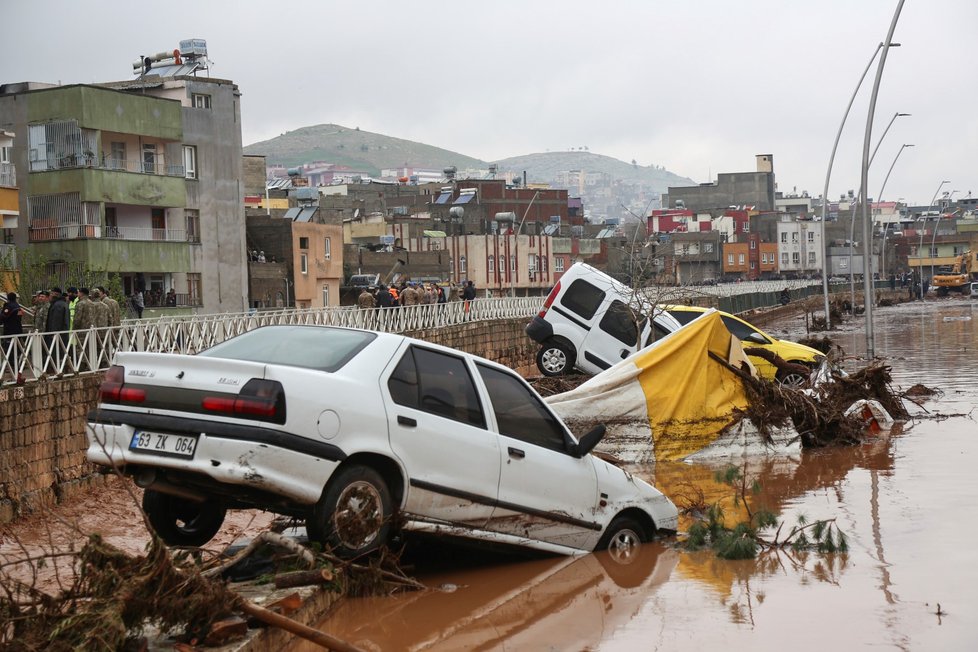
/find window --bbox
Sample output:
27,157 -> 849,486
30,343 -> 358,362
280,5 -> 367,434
599,300 -> 642,346
750,240 -> 756,249
750,261 -> 756,269
324,237 -> 331,260
791,232 -> 798,243
459,255 -> 467,273
510,255 -> 516,272
110,141 -> 126,169
476,363 -> 567,452
528,254 -> 537,271
720,315 -> 765,342
681,244 -> 690,256
738,253 -> 745,265
555,257 -> 565,272
192,93 -> 211,109
300,253 -> 308,274
299,236 -> 309,249
540,256 -> 548,272
143,143 -> 157,174
743,222 -> 750,233
704,242 -> 714,253
807,231 -> 815,243
322,285 -> 330,306
1,145 -> 10,163
187,273 -> 202,305
183,145 -> 197,180
388,346 -> 485,427
808,251 -> 816,264
728,253 -> 734,265
781,232 -> 788,243
185,209 -> 200,243
782,252 -> 789,265
488,255 -> 495,273
560,279 -> 605,320
792,252 -> 800,264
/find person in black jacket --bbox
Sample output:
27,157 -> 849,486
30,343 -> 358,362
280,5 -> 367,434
375,284 -> 393,308
45,287 -> 70,369
1,292 -> 24,376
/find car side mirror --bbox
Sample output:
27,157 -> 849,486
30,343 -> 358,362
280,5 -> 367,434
745,332 -> 767,345
573,424 -> 606,458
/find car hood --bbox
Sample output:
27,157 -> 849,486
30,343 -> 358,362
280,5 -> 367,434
770,338 -> 824,362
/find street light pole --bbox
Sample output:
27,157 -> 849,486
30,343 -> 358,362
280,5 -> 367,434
920,180 -> 949,286
929,188 -> 958,281
878,144 -> 914,280
819,41 -> 897,329
860,0 -> 905,359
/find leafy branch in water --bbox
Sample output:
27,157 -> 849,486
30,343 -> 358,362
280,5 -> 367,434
683,465 -> 847,560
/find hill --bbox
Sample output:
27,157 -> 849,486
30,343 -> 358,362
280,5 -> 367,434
494,151 -> 694,193
243,123 -> 487,174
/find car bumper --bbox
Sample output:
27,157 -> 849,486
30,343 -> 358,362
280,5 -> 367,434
525,315 -> 553,343
86,414 -> 342,505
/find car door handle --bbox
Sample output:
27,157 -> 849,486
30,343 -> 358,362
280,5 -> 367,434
397,415 -> 417,427
508,447 -> 525,459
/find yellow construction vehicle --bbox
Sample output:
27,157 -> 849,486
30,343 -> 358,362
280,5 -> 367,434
932,250 -> 975,296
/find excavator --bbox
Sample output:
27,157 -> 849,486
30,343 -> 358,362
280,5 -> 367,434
931,250 -> 975,296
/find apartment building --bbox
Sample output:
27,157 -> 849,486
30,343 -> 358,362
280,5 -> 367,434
0,65 -> 247,313
776,217 -> 824,276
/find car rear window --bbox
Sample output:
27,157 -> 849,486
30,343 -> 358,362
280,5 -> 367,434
667,309 -> 702,326
199,326 -> 375,372
560,279 -> 605,320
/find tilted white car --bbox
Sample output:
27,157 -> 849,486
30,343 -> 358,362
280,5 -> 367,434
87,325 -> 678,558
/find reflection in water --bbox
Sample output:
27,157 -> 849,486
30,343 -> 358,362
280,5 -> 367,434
293,303 -> 977,651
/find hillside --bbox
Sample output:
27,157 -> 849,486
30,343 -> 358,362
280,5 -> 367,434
243,124 -> 487,174
494,151 -> 695,192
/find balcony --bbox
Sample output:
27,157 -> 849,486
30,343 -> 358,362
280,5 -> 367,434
29,225 -> 194,243
0,162 -> 15,187
30,155 -> 184,178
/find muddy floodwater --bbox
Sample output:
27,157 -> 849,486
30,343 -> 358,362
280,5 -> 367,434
292,300 -> 978,652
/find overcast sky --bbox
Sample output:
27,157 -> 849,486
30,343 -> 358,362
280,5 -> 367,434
2,0 -> 975,206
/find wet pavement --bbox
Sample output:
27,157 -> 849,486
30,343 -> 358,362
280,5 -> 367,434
293,298 -> 978,651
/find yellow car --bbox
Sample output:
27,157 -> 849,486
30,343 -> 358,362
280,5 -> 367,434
662,306 -> 825,386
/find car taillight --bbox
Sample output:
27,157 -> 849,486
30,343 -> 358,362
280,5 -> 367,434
202,378 -> 286,424
538,280 -> 561,318
99,365 -> 146,404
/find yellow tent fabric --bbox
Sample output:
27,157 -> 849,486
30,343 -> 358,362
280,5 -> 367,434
547,310 -> 753,461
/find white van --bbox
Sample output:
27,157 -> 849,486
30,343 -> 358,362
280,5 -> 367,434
526,263 -> 682,376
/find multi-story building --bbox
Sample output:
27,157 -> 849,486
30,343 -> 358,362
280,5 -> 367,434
663,155 -> 777,213
0,49 -> 248,313
1,129 -> 19,291
723,235 -> 778,280
776,217 -> 823,277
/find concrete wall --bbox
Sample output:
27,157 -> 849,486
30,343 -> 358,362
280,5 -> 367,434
0,318 -> 536,523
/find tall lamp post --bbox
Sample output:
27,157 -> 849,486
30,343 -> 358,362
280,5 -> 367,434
847,111 -> 910,315
819,41 -> 899,329
859,0 -> 905,359
929,188 -> 958,281
878,144 -> 914,280
919,179 -> 949,284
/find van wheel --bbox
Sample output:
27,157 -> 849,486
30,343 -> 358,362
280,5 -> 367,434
537,343 -> 574,376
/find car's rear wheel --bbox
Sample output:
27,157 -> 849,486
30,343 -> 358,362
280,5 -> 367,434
309,465 -> 392,559
537,342 -> 574,376
142,489 -> 227,547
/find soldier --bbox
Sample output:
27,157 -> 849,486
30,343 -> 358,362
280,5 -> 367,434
72,288 -> 96,331
401,283 -> 420,307
98,286 -> 122,327
33,290 -> 50,333
357,287 -> 376,309
90,288 -> 111,328
66,286 -> 79,329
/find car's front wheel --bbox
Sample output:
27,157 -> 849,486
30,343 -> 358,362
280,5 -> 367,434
777,366 -> 810,388
309,465 -> 392,559
598,515 -> 647,553
142,489 -> 227,547
536,342 -> 574,376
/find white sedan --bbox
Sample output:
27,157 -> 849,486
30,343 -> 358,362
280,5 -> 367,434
87,325 -> 678,557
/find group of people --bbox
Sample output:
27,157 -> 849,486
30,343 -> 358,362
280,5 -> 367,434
249,250 -> 275,263
357,280 -> 476,309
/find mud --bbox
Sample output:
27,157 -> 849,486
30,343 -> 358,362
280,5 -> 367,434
292,299 -> 978,651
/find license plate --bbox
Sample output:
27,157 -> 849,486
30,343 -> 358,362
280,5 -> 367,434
130,430 -> 198,458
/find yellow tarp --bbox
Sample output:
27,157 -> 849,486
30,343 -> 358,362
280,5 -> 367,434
547,310 -> 753,461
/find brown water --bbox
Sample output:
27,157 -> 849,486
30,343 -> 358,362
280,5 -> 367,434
295,299 -> 978,652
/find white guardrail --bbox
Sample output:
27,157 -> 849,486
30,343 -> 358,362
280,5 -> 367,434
0,280 -> 824,385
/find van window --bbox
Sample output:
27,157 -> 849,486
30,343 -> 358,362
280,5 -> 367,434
599,300 -> 642,346
560,279 -> 605,320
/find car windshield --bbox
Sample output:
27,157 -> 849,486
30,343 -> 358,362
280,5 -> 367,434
199,326 -> 376,372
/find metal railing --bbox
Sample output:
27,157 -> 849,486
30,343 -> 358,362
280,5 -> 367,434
29,155 -> 185,178
0,281 -> 829,386
0,298 -> 539,384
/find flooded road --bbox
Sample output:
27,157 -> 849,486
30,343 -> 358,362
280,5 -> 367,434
294,300 -> 977,652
